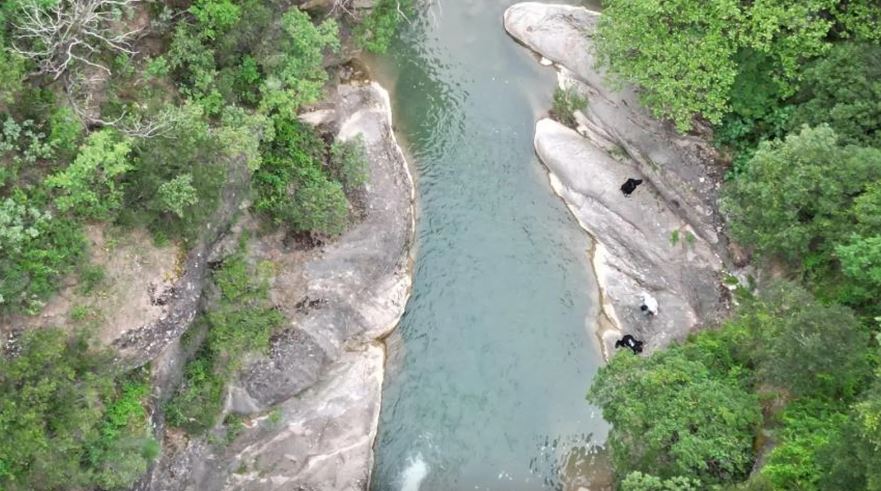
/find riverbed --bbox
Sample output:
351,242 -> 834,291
366,1 -> 609,489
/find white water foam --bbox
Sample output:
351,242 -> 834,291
399,453 -> 430,491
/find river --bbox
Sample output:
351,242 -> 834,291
366,1 -> 609,489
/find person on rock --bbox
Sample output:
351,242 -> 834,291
620,178 -> 643,197
615,334 -> 644,354
640,292 -> 658,316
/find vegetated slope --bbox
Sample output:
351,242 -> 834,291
583,1 -> 881,489
0,0 -> 410,489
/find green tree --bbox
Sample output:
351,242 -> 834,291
721,125 -> 881,268
190,0 -> 242,40
0,329 -> 156,490
588,347 -> 761,485
258,8 -> 339,114
620,472 -> 701,491
761,399 -> 850,490
737,282 -> 870,398
596,0 -> 842,131
0,43 -> 25,105
157,174 -> 199,218
355,0 -> 412,54
789,43 -> 881,148
46,129 -> 133,220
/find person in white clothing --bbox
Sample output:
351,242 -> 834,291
640,292 -> 658,316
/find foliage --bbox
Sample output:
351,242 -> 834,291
588,345 -> 761,485
789,42 -> 881,148
550,87 -> 587,128
329,135 -> 369,194
0,328 -> 156,490
46,129 -> 133,220
596,0 -> 845,131
257,8 -> 339,114
620,472 -> 701,491
355,0 -> 412,54
760,399 -> 849,490
0,192 -> 84,314
721,125 -> 881,268
165,244 -> 283,435
157,174 -> 199,218
737,282 -> 871,398
254,115 -> 350,235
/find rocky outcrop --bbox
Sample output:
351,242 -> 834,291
505,3 -> 729,354
143,81 -> 415,491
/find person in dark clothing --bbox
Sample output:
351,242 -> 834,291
620,178 -> 643,197
614,334 -> 644,354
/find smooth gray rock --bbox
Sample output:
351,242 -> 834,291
536,119 -> 722,353
144,82 -> 415,491
504,2 -> 725,246
505,3 -> 730,352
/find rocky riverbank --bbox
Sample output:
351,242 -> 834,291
140,81 -> 415,491
504,2 -> 732,356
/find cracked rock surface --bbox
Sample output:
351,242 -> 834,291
505,2 -> 730,354
143,81 -> 415,491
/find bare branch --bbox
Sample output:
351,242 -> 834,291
9,0 -> 142,81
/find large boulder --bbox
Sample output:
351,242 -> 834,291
505,3 -> 730,352
535,119 -> 722,353
504,3 -> 725,246
142,81 -> 415,491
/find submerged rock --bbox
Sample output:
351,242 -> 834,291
505,3 -> 729,353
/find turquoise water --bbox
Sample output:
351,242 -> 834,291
368,1 -> 609,489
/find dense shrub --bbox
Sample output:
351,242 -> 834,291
550,87 -> 587,128
588,343 -> 761,486
165,246 -> 282,435
0,329 -> 157,490
355,0 -> 412,54
329,135 -> 369,194
254,115 -> 350,235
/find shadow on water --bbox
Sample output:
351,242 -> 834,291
366,1 -> 610,489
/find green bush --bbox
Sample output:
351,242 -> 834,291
0,329 -> 156,490
355,0 -> 412,54
0,192 -> 85,314
46,129 -> 133,221
551,87 -> 587,128
620,472 -> 701,491
588,344 -> 761,486
330,135 -> 369,194
254,116 -> 350,235
165,246 -> 283,435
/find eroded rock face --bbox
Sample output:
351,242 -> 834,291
504,3 -> 725,246
144,82 -> 415,491
536,119 -> 722,353
505,3 -> 729,353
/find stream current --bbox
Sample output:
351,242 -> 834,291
367,1 -> 609,489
